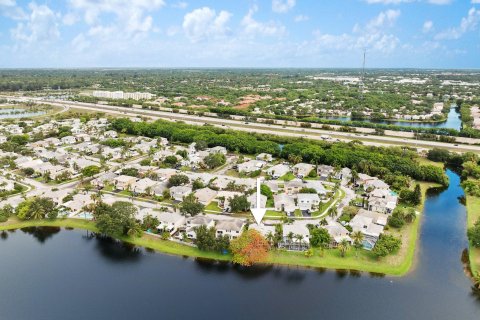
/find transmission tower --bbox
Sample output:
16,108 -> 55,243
359,48 -> 366,101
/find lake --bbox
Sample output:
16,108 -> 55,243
324,106 -> 462,130
0,108 -> 45,119
0,170 -> 478,319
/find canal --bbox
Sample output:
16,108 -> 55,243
0,170 -> 478,319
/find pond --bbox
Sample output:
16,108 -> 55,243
0,108 -> 45,119
323,105 -> 462,130
0,170 -> 478,319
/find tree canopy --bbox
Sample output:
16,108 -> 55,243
230,229 -> 270,266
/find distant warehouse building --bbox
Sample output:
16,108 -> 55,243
92,90 -> 154,100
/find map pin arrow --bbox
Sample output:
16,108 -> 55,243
251,178 -> 266,225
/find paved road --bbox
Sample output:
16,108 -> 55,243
4,95 -> 480,153
45,98 -> 480,153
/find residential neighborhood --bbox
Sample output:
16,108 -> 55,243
0,115 -> 404,253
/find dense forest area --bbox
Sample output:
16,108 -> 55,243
111,118 -> 448,186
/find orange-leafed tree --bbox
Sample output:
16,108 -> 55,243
230,229 -> 270,266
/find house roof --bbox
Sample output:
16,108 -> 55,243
283,223 -> 310,238
194,188 -> 218,203
114,175 -> 137,183
297,193 -> 320,202
187,215 -> 214,226
216,219 -> 245,232
157,212 -> 184,224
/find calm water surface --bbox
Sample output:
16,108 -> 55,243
0,108 -> 45,119
0,170 -> 479,320
325,106 -> 462,130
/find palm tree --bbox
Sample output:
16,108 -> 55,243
351,169 -> 359,185
288,154 -> 302,165
328,207 -> 337,219
145,186 -> 153,196
405,210 -> 417,223
266,232 -> 274,247
351,231 -> 364,257
338,239 -> 350,257
30,207 -> 44,220
126,223 -> 142,238
295,234 -> 304,250
287,231 -> 294,249
90,191 -> 102,205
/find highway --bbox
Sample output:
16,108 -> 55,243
5,95 -> 480,153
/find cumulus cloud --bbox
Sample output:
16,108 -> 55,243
182,7 -> 231,42
435,7 -> 480,40
365,0 -> 452,4
172,1 -> 188,9
10,2 -> 59,45
422,20 -> 434,33
294,14 -> 309,22
313,9 -> 401,55
272,0 -> 295,13
0,0 -> 26,19
241,5 -> 286,37
64,0 -> 166,52
365,9 -> 400,29
69,0 -> 165,34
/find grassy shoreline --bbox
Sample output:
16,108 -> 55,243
0,183 -> 436,276
466,195 -> 480,275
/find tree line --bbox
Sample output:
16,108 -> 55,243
110,118 -> 449,186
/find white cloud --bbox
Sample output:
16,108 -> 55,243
62,12 -> 78,26
365,0 -> 452,4
427,0 -> 452,4
423,20 -> 434,33
0,0 -> 16,6
312,9 -> 401,55
366,9 -> 400,29
272,0 -> 295,13
294,14 -> 309,22
472,0 -> 480,4
435,7 -> 480,40
182,7 -> 231,42
241,5 -> 286,37
10,2 -> 59,45
0,0 -> 26,19
365,0 -> 414,4
172,1 -> 188,9
64,0 -> 166,52
69,0 -> 165,34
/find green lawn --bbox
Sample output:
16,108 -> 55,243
118,190 -> 133,196
279,172 -> 296,182
103,184 -> 114,192
466,195 -> 480,275
417,157 -> 444,169
266,198 -> 274,207
205,201 -> 222,213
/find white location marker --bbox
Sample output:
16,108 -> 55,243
251,178 -> 266,225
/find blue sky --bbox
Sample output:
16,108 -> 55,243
0,0 -> 479,68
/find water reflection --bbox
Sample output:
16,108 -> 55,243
92,235 -> 142,263
0,231 -> 8,240
20,226 -> 60,243
0,170 -> 479,319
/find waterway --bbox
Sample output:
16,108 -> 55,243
0,108 -> 45,119
324,106 -> 462,130
0,170 -> 478,319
